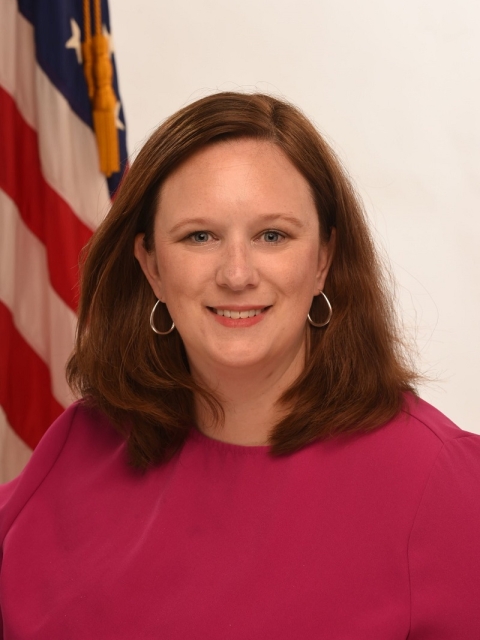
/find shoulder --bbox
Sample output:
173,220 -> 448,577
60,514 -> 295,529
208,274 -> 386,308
321,393 -> 480,488
398,394 -> 480,484
0,402 -> 122,544
400,392 -> 477,444
396,393 -> 480,514
312,394 -> 480,541
362,392 -> 480,468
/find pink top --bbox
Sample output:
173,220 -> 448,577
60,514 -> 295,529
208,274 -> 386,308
1,395 -> 480,639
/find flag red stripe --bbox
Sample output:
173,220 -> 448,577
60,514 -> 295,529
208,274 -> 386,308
0,189 -> 77,407
0,86 -> 93,312
0,301 -> 64,449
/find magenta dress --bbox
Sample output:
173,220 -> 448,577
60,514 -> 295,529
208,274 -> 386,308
1,394 -> 479,639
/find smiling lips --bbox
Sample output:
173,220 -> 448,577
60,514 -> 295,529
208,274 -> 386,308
208,306 -> 269,322
213,308 -> 263,319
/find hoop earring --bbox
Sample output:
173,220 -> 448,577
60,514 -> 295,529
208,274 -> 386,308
307,291 -> 332,328
150,300 -> 175,335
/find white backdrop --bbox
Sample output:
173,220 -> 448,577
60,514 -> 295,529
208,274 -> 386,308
110,0 -> 480,433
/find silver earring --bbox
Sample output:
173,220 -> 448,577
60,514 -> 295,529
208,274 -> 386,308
307,291 -> 332,328
150,300 -> 175,335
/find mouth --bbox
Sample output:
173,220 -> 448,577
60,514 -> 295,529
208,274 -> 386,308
207,306 -> 270,319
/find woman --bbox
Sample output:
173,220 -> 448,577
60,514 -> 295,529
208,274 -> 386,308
1,92 -> 479,638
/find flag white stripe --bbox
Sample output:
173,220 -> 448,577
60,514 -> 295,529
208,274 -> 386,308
0,406 -> 32,484
0,0 -> 36,129
0,189 -> 77,409
0,0 -> 111,231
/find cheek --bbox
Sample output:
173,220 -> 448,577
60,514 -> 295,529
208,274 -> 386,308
157,251 -> 208,302
277,246 -> 320,295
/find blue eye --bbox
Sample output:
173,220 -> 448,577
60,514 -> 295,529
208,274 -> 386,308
190,231 -> 210,243
263,230 -> 284,243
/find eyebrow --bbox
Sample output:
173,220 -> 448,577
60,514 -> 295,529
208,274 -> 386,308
257,213 -> 305,228
168,213 -> 305,234
169,217 -> 211,234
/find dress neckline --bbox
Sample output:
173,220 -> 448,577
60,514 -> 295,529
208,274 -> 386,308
189,426 -> 271,454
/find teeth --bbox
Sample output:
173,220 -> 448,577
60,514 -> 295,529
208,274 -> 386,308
213,308 -> 263,318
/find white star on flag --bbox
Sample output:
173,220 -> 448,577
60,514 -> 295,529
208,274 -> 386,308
65,18 -> 82,64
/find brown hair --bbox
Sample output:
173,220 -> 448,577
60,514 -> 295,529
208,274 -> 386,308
67,92 -> 417,469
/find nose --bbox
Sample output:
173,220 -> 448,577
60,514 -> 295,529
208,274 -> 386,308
215,239 -> 259,290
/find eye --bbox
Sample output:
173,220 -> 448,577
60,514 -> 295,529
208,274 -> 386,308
261,230 -> 285,243
188,231 -> 212,243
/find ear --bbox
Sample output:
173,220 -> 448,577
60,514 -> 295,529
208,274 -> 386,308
314,227 -> 336,294
134,233 -> 166,302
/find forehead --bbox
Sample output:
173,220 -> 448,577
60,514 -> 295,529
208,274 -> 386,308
157,139 -> 316,217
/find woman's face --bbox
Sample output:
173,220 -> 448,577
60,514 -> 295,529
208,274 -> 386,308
135,139 -> 334,379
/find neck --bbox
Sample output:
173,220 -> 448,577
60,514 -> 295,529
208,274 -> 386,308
192,353 -> 304,446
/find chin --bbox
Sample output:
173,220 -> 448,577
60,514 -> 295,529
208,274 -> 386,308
205,347 -> 271,371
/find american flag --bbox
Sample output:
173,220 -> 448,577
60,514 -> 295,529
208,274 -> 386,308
0,0 -> 128,482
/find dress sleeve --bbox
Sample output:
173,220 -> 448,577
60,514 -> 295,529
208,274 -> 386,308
0,403 -> 79,547
0,404 -> 80,638
408,434 -> 480,638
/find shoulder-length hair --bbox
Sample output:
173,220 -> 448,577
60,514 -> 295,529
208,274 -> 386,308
67,91 -> 417,469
